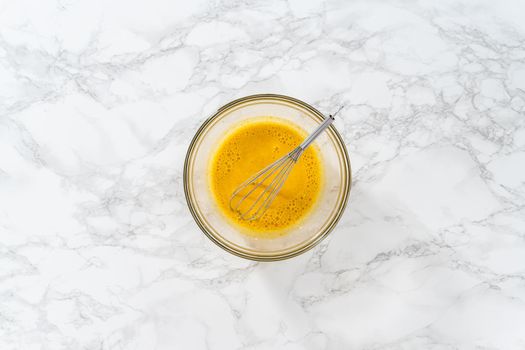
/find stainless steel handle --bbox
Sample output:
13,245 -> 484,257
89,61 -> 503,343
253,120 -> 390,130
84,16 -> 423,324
299,105 -> 344,150
299,114 -> 335,149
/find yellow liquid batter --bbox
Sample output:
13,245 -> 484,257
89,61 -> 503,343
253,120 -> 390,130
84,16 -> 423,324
209,117 -> 323,237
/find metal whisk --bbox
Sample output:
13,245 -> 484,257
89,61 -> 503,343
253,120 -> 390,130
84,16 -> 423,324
229,106 -> 344,221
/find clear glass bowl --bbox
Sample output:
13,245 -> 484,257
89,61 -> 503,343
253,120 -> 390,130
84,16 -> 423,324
184,94 -> 351,261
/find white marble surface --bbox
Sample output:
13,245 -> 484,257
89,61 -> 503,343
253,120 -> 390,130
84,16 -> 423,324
1,0 -> 525,349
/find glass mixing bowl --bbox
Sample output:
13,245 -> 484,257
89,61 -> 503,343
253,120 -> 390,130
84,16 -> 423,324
184,94 -> 351,261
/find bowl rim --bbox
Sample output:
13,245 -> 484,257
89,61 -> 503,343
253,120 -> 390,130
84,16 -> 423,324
183,94 -> 351,261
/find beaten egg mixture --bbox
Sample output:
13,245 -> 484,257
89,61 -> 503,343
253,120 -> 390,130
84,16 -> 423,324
209,117 -> 323,237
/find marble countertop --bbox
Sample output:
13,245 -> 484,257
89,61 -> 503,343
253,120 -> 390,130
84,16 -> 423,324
1,0 -> 525,349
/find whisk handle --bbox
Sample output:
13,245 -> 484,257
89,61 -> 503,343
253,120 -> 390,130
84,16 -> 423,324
299,114 -> 335,150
